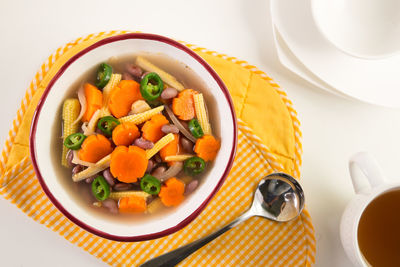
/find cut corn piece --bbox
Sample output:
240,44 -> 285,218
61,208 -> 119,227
83,109 -> 101,136
131,100 -> 151,114
146,133 -> 175,159
61,98 -> 81,167
109,191 -> 150,200
119,106 -> 164,125
165,154 -> 195,162
147,198 -> 163,214
193,94 -> 211,135
101,73 -> 121,116
136,56 -> 184,91
72,154 -> 111,182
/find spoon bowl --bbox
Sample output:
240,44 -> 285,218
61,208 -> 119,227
140,172 -> 305,266
251,173 -> 305,222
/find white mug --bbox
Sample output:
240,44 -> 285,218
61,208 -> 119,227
340,152 -> 398,266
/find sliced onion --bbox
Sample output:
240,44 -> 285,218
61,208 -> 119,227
72,150 -> 95,167
164,105 -> 196,143
83,109 -> 101,135
156,161 -> 183,182
73,84 -> 87,125
81,122 -> 88,133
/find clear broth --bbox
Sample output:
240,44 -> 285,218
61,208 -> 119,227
357,189 -> 400,267
51,53 -> 220,221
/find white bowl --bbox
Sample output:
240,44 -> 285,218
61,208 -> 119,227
30,33 -> 237,241
311,0 -> 400,59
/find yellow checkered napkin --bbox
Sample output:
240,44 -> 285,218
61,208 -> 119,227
0,31 -> 316,266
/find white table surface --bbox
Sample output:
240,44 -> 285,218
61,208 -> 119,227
1,0 -> 400,266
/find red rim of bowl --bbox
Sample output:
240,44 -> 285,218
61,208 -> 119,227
29,33 -> 238,242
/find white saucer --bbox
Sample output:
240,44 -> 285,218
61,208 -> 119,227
272,25 -> 351,99
270,0 -> 400,108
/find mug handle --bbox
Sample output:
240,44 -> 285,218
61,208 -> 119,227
349,152 -> 386,194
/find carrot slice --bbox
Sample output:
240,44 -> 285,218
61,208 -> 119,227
110,145 -> 148,183
141,114 -> 169,143
194,135 -> 221,161
118,196 -> 147,213
172,89 -> 198,121
158,177 -> 185,207
160,134 -> 180,166
78,134 -> 113,163
82,83 -> 103,122
112,122 -> 140,146
108,80 -> 143,118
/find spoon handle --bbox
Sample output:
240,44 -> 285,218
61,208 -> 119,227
140,210 -> 253,267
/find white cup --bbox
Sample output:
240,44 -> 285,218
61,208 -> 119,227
340,152 -> 399,266
311,0 -> 400,59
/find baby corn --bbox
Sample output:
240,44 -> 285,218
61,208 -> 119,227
109,191 -> 150,200
136,56 -> 184,91
61,98 -> 80,167
119,106 -> 164,125
146,133 -> 175,159
165,154 -> 195,162
193,94 -> 211,135
101,73 -> 121,116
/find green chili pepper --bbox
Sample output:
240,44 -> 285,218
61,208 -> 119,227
97,116 -> 120,137
188,119 -> 204,138
184,156 -> 206,176
64,133 -> 86,150
95,63 -> 112,89
140,72 -> 164,101
140,174 -> 161,195
91,176 -> 110,201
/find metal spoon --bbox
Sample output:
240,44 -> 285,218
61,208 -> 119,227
140,172 -> 305,267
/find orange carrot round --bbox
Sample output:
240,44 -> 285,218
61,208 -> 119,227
78,134 -> 113,163
160,134 -> 180,166
108,80 -> 143,118
112,122 -> 140,146
141,114 -> 169,143
172,89 -> 198,121
118,196 -> 147,213
82,83 -> 103,122
158,177 -> 185,207
194,135 -> 221,161
110,145 -> 148,183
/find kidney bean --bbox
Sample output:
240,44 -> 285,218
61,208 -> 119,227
72,165 -> 83,176
181,137 -> 194,152
103,168 -> 116,186
185,180 -> 199,195
134,137 -> 154,150
161,124 -> 179,134
85,176 -> 95,184
102,199 -> 118,214
66,150 -> 75,167
151,166 -> 166,179
126,63 -> 143,78
161,87 -> 178,100
122,72 -> 134,81
141,71 -> 151,80
146,159 -> 155,173
113,183 -> 133,191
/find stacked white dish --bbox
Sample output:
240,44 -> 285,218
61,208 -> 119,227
270,0 -> 400,108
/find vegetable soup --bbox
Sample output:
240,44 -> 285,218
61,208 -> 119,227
56,54 -> 221,217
